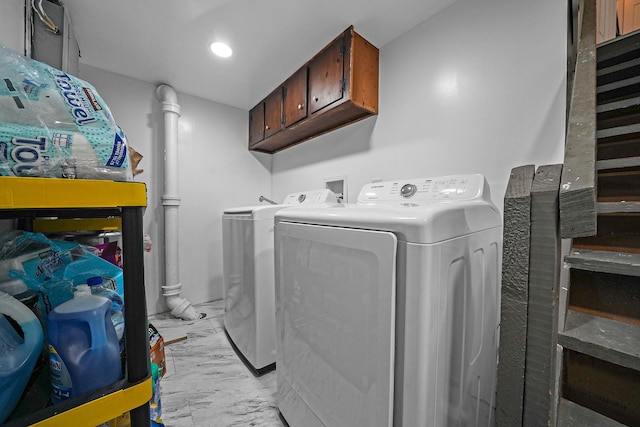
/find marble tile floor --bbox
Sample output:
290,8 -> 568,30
148,300 -> 284,427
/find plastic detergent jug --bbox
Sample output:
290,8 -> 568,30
47,285 -> 122,403
86,276 -> 125,343
0,278 -> 40,315
0,291 -> 44,424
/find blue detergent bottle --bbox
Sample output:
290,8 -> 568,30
47,284 -> 122,403
0,291 -> 44,424
86,276 -> 125,344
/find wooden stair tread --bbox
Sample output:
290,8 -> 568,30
597,201 -> 640,213
597,168 -> 640,177
557,398 -> 625,427
597,56 -> 640,79
559,311 -> 640,371
597,156 -> 640,170
565,249 -> 640,276
597,95 -> 640,114
598,195 -> 640,201
596,122 -> 640,139
572,242 -> 640,255
597,75 -> 640,94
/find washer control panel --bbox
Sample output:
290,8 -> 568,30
282,189 -> 338,205
358,174 -> 486,204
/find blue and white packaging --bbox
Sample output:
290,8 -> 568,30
0,44 -> 132,180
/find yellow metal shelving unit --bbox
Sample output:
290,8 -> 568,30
32,218 -> 123,233
0,177 -> 152,427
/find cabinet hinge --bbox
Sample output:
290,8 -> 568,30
340,41 -> 346,56
340,79 -> 345,92
282,86 -> 286,98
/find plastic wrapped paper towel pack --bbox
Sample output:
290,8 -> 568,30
0,44 -> 132,181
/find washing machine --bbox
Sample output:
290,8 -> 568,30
274,174 -> 502,426
222,189 -> 337,374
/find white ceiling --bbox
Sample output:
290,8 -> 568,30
62,0 -> 455,110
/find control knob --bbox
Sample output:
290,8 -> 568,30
400,183 -> 417,198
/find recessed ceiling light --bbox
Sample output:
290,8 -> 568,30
210,42 -> 232,58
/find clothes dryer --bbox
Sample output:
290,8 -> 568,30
222,189 -> 337,374
274,175 -> 502,426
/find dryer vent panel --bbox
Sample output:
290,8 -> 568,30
324,176 -> 347,203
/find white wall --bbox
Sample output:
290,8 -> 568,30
0,0 -> 25,53
79,65 -> 272,315
271,0 -> 567,210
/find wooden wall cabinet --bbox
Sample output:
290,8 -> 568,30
248,26 -> 379,154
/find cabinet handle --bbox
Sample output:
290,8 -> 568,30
265,125 -> 270,130
313,96 -> 319,102
297,104 -> 304,110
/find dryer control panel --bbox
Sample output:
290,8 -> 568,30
358,174 -> 487,204
282,189 -> 338,205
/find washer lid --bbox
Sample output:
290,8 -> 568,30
223,189 -> 338,220
223,204 -> 289,218
276,175 -> 501,243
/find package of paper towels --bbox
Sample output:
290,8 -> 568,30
0,44 -> 132,181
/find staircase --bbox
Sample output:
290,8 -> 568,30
557,30 -> 640,426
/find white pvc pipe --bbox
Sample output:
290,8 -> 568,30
156,84 -> 199,321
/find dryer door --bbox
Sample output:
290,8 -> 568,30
275,222 -> 397,427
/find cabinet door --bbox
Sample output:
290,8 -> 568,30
283,67 -> 307,127
264,89 -> 283,138
308,36 -> 345,114
249,103 -> 265,146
